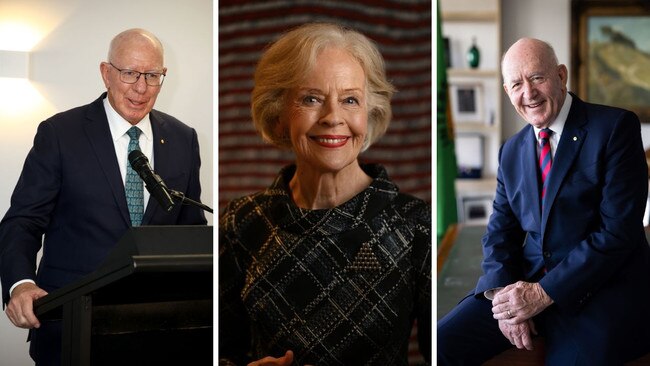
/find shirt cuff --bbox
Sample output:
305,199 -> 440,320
9,279 -> 36,297
484,287 -> 504,300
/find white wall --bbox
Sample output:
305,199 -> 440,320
0,1 -> 212,364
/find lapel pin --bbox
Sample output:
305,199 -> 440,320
160,138 -> 165,144
573,136 -> 578,141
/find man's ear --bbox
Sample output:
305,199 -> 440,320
99,62 -> 111,89
558,64 -> 568,86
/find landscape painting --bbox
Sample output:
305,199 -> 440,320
587,16 -> 650,121
572,1 -> 650,122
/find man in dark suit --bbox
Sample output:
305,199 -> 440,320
438,38 -> 650,365
0,28 -> 207,364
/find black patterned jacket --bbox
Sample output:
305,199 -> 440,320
219,164 -> 431,366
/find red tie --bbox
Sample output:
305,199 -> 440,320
539,128 -> 553,200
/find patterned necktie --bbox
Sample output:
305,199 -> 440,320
539,128 -> 553,200
125,126 -> 144,226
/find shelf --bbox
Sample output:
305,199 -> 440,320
441,0 -> 501,179
455,123 -> 499,133
455,177 -> 496,196
448,68 -> 500,78
441,11 -> 498,22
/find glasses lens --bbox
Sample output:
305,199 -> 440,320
145,73 -> 164,86
120,70 -> 140,84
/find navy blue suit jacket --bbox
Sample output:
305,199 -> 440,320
475,94 -> 650,360
0,93 -> 207,304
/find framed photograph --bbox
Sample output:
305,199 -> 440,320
450,83 -> 484,123
572,0 -> 650,122
455,133 -> 483,178
460,196 -> 494,225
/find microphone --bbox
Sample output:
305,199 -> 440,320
128,150 -> 175,212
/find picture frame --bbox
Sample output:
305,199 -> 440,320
460,196 -> 494,225
571,0 -> 650,122
450,82 -> 484,123
455,133 -> 484,179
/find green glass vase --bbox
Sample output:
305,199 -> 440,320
467,38 -> 480,69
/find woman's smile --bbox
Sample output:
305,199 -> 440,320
309,135 -> 350,148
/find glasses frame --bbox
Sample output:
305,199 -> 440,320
108,62 -> 166,87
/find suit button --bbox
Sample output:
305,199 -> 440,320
543,251 -> 551,258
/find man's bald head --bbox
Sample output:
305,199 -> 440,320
501,37 -> 568,129
108,28 -> 164,64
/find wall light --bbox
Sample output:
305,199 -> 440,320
0,50 -> 29,79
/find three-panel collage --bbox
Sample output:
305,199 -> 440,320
1,0 -> 650,365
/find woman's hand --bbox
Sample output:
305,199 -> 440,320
247,350 -> 294,366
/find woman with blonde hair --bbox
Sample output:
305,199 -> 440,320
219,23 -> 431,366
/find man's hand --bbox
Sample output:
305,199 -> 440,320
498,318 -> 538,350
5,282 -> 47,329
248,350 -> 294,366
491,281 -> 553,324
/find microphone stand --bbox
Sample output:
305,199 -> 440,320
168,189 -> 214,214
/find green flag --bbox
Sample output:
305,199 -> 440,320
436,6 -> 458,242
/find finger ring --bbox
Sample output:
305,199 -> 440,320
507,310 -> 512,318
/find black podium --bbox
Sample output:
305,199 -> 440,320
34,225 -> 213,366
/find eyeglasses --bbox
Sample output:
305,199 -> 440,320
108,62 -> 166,86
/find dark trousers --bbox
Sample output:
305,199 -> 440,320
437,292 -> 650,366
437,294 -> 512,366
29,319 -> 62,366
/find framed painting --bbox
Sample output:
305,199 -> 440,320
450,82 -> 484,123
572,0 -> 650,122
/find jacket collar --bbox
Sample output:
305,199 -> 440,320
82,92 -> 169,226
541,92 -> 588,233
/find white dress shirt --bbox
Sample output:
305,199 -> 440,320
103,96 -> 154,209
532,93 -> 572,160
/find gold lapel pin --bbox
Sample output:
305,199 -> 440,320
160,138 -> 165,144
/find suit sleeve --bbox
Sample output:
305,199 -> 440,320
540,111 -> 648,312
475,144 -> 527,296
176,128 -> 207,225
0,121 -> 61,305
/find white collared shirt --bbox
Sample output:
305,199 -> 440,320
103,97 -> 153,209
532,93 -> 573,159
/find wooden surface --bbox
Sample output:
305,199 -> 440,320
437,224 -> 459,274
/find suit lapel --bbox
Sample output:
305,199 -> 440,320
83,94 -> 131,226
541,96 -> 587,233
142,111 -> 171,224
521,127 -> 542,228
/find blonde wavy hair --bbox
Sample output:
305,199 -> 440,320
251,23 -> 395,151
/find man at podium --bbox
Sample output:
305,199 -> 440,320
0,28 -> 207,365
